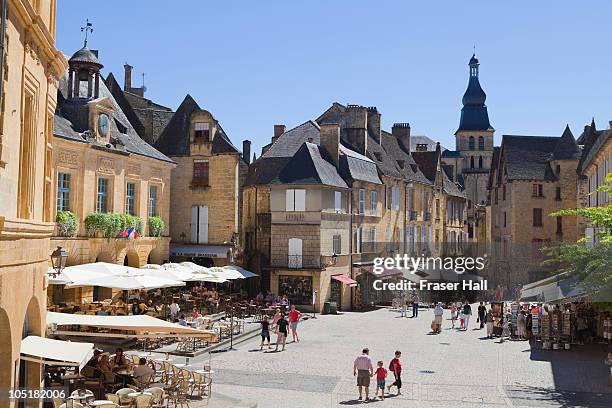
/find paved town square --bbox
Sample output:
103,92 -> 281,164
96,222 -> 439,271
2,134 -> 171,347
195,307 -> 612,408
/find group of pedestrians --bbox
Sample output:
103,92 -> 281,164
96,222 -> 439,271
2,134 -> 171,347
399,291 -> 420,318
259,305 -> 302,352
353,348 -> 403,402
437,301 -> 474,332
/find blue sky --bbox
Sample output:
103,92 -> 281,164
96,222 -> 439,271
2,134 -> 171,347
57,1 -> 612,155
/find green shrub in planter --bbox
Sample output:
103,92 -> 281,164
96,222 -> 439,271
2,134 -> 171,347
56,211 -> 79,237
84,213 -> 108,237
148,216 -> 165,237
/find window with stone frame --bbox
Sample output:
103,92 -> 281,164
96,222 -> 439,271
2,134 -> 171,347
478,136 -> 485,150
96,178 -> 109,213
533,208 -> 543,227
192,160 -> 209,186
358,189 -> 365,214
57,172 -> 71,212
332,234 -> 341,255
532,183 -> 544,197
125,182 -> 136,215
148,185 -> 158,217
194,122 -> 210,143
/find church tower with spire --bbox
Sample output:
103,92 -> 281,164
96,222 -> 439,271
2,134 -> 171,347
455,53 -> 495,239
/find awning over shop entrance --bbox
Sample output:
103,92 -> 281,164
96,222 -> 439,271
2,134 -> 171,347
20,336 -> 94,370
358,265 -> 404,279
332,274 -> 358,286
171,245 -> 231,258
520,273 -> 586,303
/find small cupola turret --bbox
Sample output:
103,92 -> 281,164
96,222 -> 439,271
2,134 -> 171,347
67,19 -> 103,99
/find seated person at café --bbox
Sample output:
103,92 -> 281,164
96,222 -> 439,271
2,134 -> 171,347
192,307 -> 201,320
97,307 -> 108,316
111,348 -> 129,371
178,314 -> 187,326
138,300 -> 148,315
85,349 -> 102,367
133,358 -> 155,387
256,292 -> 264,302
95,354 -> 114,378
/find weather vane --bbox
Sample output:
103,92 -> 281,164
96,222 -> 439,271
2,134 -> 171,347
81,19 -> 93,47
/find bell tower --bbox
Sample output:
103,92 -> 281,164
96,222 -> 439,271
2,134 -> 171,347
455,53 -> 495,239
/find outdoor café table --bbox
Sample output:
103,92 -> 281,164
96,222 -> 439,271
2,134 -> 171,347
89,400 -> 114,407
127,391 -> 152,399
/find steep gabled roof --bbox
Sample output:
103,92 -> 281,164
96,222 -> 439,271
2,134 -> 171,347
339,145 -> 382,185
55,73 -> 173,164
411,151 -> 438,183
501,135 -> 560,181
154,94 -> 200,156
262,121 -> 320,158
104,72 -> 146,139
552,125 -> 581,160
577,122 -> 611,175
272,143 -> 348,188
380,131 -> 431,185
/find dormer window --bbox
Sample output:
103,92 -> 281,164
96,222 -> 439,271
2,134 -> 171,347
373,152 -> 382,161
98,113 -> 110,137
397,160 -> 405,169
194,122 -> 210,143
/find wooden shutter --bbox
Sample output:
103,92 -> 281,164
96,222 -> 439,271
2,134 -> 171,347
198,205 -> 208,243
191,206 -> 198,243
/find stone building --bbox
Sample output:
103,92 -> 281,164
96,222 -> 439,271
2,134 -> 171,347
153,95 -> 249,266
0,0 -> 67,396
489,126 -> 581,287
576,119 -> 612,241
51,42 -> 175,303
244,104 -> 469,311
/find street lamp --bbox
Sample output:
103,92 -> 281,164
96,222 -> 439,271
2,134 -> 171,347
50,246 -> 68,277
312,290 -> 317,319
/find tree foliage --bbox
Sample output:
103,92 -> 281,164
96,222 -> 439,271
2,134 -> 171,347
544,173 -> 612,301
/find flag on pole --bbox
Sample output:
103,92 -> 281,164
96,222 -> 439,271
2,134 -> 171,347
126,227 -> 135,239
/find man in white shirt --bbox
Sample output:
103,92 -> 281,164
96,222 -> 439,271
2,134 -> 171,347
353,348 -> 373,401
433,303 -> 444,333
169,301 -> 180,321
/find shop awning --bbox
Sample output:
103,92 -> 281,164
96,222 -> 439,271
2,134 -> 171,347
223,265 -> 258,279
520,273 -> 586,303
332,274 -> 358,286
47,312 -> 218,341
20,336 -> 94,369
171,245 -> 231,258
359,265 -> 404,279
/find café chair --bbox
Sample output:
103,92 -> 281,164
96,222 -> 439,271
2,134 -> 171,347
104,394 -> 121,406
144,387 -> 165,407
115,388 -> 135,405
134,394 -> 153,408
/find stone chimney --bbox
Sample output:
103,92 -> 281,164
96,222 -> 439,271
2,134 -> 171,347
392,123 -> 411,153
242,140 -> 251,165
367,107 -> 381,144
124,63 -> 133,92
271,124 -> 286,144
343,105 -> 368,155
319,124 -> 340,168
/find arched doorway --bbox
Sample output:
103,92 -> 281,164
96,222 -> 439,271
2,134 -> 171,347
95,251 -> 115,263
18,297 -> 43,407
0,309 -> 12,389
147,245 -> 163,265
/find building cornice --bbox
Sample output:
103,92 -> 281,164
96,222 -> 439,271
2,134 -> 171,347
9,0 -> 68,79
0,216 -> 55,238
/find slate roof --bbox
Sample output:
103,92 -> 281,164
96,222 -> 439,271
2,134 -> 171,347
552,126 -> 581,160
104,72 -> 146,139
411,135 -> 447,152
272,143 -> 349,188
339,145 -> 382,185
248,120 -> 381,187
54,73 -> 173,164
441,150 -> 463,158
69,46 -> 102,66
457,55 -> 493,133
577,122 -> 612,175
501,135 -> 564,181
380,131 -> 431,185
153,95 -> 239,157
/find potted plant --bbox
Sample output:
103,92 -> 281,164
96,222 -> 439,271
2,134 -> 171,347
148,216 -> 165,237
56,211 -> 79,237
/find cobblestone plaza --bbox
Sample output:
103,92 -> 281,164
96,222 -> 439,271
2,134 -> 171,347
179,307 -> 612,407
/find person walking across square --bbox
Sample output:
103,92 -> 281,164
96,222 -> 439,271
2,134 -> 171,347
478,302 -> 486,329
387,351 -> 402,395
411,291 -> 419,317
353,348 -> 374,401
463,302 -> 472,330
375,360 -> 387,400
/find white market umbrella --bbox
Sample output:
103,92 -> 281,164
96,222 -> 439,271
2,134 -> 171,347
180,261 -> 211,274
140,264 -> 194,282
66,271 -> 185,290
190,274 -> 228,283
208,266 -> 244,280
47,262 -> 133,286
223,265 -> 258,279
